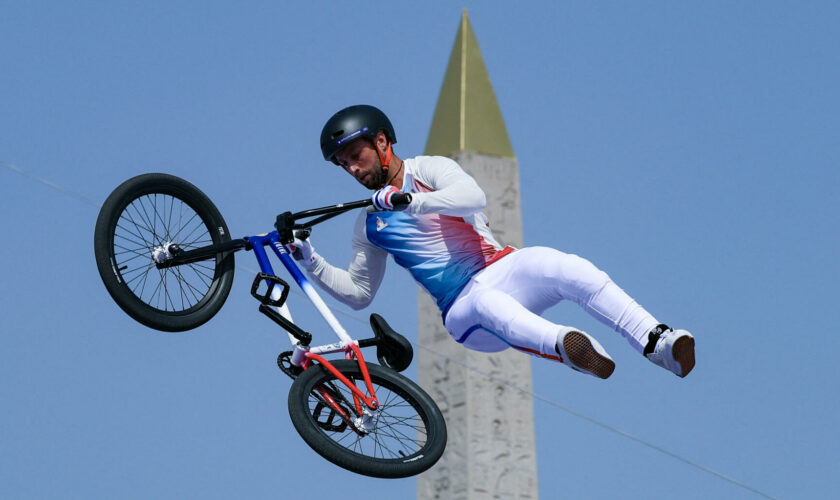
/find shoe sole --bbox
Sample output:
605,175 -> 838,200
563,331 -> 615,379
672,335 -> 695,378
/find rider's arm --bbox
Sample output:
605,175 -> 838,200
405,156 -> 486,217
306,211 -> 387,310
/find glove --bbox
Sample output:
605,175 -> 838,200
289,235 -> 319,270
371,185 -> 405,211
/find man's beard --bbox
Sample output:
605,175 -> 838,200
361,158 -> 385,189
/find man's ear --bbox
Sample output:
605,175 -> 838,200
375,131 -> 389,152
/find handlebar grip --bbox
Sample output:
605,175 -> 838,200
294,228 -> 311,241
391,192 -> 412,208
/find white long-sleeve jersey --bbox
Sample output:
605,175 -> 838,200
306,155 -> 514,318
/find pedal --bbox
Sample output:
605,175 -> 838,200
250,272 -> 290,307
313,401 -> 349,432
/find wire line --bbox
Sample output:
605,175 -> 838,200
1,161 -> 99,207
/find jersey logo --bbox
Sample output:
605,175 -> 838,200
376,216 -> 388,231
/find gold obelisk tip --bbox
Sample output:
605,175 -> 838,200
425,10 -> 514,158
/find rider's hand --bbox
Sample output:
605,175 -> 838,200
289,235 -> 320,270
371,185 -> 405,211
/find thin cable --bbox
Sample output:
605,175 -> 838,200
1,161 -> 99,207
7,162 -> 779,500
414,341 -> 779,500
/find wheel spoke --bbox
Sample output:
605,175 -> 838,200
108,192 -> 221,314
123,202 -> 156,242
306,370 -> 428,460
136,196 -> 162,247
174,266 -> 207,306
115,217 -> 153,249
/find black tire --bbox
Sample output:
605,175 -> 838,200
93,173 -> 235,332
288,360 -> 446,478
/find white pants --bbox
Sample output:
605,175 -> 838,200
443,247 -> 659,360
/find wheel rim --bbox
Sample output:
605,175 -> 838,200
111,191 -> 221,314
309,375 -> 430,461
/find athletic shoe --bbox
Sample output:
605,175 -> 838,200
555,327 -> 615,379
643,324 -> 695,377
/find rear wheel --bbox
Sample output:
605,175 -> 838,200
287,360 -> 446,478
93,173 -> 234,332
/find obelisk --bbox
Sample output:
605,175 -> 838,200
417,10 -> 538,500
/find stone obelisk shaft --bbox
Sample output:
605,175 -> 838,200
417,11 -> 538,500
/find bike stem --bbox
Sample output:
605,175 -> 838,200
275,199 -> 372,243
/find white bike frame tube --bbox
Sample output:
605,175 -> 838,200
290,340 -> 360,367
271,240 -> 354,345
269,293 -> 298,346
309,340 -> 358,356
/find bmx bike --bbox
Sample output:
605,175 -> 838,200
93,173 -> 446,478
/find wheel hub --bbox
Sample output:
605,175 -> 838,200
151,242 -> 180,264
354,408 -> 379,434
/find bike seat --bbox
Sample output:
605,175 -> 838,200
369,313 -> 414,372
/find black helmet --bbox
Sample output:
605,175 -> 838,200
320,105 -> 397,165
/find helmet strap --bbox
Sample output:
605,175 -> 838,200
376,142 -> 394,187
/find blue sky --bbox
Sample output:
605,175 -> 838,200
1,2 -> 838,499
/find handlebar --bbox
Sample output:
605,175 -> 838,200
157,193 -> 412,268
391,192 -> 412,207
275,193 -> 412,243
288,193 -> 411,223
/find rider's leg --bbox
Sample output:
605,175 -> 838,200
444,247 -> 693,377
515,247 -> 695,376
525,247 -> 660,354
445,281 -> 616,378
469,246 -> 660,354
445,284 -> 563,357
444,250 -> 617,378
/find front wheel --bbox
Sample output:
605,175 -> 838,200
93,173 -> 235,332
287,360 -> 447,478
